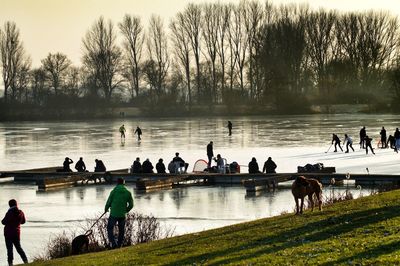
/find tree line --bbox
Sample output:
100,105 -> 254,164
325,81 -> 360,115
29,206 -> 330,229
1,0 -> 400,115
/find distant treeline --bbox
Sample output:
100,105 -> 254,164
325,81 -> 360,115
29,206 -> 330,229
1,0 -> 400,118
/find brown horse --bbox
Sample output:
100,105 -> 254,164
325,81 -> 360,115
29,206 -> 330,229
291,176 -> 323,214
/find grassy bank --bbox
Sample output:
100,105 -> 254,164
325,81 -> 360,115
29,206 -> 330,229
32,190 -> 400,265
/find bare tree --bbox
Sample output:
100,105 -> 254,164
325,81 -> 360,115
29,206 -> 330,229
170,12 -> 192,106
0,21 -> 28,102
202,3 -> 220,103
30,67 -> 47,105
182,3 -> 202,101
216,3 -> 232,101
305,10 -> 337,96
119,14 -> 145,100
41,52 -> 71,96
146,15 -> 169,96
82,16 -> 123,101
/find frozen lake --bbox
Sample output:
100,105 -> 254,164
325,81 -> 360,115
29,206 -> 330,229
0,114 -> 399,264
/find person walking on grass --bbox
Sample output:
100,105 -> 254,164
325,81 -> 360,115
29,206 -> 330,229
365,135 -> 375,155
2,199 -> 28,266
105,178 -> 133,249
344,134 -> 355,153
332,134 -> 343,152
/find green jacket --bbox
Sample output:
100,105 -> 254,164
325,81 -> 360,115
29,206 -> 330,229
105,184 -> 134,218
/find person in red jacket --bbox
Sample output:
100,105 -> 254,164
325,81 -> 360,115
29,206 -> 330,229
2,199 -> 28,265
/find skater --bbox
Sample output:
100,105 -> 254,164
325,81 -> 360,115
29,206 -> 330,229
227,121 -> 233,136
207,141 -> 214,168
119,124 -> 126,139
263,157 -> 277,173
365,135 -> 375,155
134,126 -> 142,141
387,135 -> 396,149
2,199 -> 28,265
380,127 -> 387,148
332,134 -> 343,152
359,126 -> 366,149
344,134 -> 355,153
395,128 -> 400,153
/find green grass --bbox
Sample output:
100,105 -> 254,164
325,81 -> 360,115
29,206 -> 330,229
31,189 -> 400,265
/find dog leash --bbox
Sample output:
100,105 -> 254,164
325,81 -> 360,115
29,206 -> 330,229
85,211 -> 107,234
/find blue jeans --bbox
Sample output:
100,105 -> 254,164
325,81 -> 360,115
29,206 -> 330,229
107,216 -> 126,248
5,236 -> 28,264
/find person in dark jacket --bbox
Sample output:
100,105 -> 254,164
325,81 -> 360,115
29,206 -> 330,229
227,121 -> 233,136
365,135 -> 375,155
142,159 -> 154,173
94,159 -> 106,172
172,152 -> 189,173
248,157 -> 261,174
395,128 -> 400,153
63,157 -> 73,172
380,127 -> 387,148
263,157 -> 277,173
359,126 -> 366,149
207,141 -> 214,168
105,178 -> 133,248
2,199 -> 28,265
134,126 -> 142,141
75,157 -> 86,172
387,135 -> 396,149
131,158 -> 142,173
332,134 -> 343,152
156,159 -> 166,173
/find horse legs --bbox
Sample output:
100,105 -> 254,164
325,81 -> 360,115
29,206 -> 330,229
300,197 -> 304,214
294,197 -> 299,214
308,194 -> 314,211
318,192 -> 323,211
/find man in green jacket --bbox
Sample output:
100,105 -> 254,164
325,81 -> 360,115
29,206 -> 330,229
105,177 -> 133,248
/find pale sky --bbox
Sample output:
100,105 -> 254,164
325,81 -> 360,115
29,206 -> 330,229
1,0 -> 399,67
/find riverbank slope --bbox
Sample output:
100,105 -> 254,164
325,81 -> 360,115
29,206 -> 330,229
31,189 -> 400,265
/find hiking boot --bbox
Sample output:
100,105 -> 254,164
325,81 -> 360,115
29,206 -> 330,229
345,151 -> 349,153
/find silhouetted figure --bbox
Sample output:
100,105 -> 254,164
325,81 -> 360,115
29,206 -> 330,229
331,134 -> 343,152
394,128 -> 400,153
134,126 -> 142,141
359,126 -> 366,149
344,134 -> 355,153
248,157 -> 261,174
365,135 -> 375,155
207,141 -> 214,168
119,124 -> 126,139
131,158 -> 142,173
213,154 -> 225,173
168,161 -> 176,173
75,157 -> 86,172
94,159 -> 106,172
172,152 -> 189,173
380,127 -> 387,148
156,159 -> 166,174
63,157 -> 73,172
387,135 -> 396,150
142,159 -> 154,173
227,121 -> 233,136
2,199 -> 28,265
263,157 -> 277,173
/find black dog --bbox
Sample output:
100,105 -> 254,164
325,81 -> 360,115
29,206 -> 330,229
71,230 -> 92,255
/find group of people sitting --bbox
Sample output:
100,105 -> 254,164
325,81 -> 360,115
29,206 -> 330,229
62,157 -> 106,172
130,152 -> 189,174
248,157 -> 277,174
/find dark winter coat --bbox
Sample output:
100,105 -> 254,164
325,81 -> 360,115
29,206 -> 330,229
156,162 -> 166,173
2,206 -> 26,239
